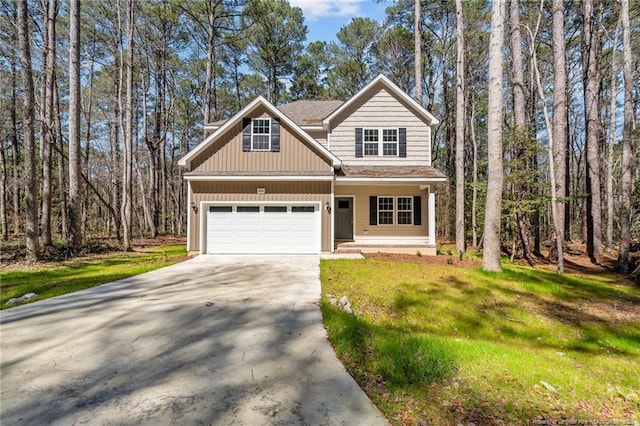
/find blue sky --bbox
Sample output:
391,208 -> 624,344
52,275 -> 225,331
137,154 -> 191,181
289,0 -> 390,43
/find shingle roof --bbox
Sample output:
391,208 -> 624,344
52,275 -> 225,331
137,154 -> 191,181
338,165 -> 447,179
277,100 -> 344,126
206,99 -> 344,128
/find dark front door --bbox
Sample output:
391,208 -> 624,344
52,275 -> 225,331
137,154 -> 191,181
335,197 -> 354,240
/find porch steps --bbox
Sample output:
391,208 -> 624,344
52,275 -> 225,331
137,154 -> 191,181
334,243 -> 436,255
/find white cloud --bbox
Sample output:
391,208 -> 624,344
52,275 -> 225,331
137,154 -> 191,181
289,0 -> 364,21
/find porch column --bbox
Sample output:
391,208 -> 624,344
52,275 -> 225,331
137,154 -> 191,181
428,187 -> 436,245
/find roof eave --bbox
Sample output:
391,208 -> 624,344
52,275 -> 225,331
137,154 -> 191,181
322,74 -> 440,127
179,96 -> 341,168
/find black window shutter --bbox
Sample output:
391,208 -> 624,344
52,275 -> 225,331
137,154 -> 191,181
413,196 -> 421,225
271,118 -> 280,152
242,117 -> 251,152
399,128 -> 407,157
355,128 -> 363,158
369,196 -> 377,226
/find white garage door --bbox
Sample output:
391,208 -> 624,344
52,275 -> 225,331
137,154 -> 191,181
206,204 -> 321,254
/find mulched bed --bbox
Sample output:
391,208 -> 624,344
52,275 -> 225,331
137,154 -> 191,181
364,252 -> 481,267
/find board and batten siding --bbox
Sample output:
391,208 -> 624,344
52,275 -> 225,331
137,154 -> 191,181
329,84 -> 431,165
335,185 -> 429,238
190,106 -> 333,173
189,181 -> 332,252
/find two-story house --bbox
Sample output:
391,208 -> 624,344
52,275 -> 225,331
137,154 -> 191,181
178,74 -> 446,255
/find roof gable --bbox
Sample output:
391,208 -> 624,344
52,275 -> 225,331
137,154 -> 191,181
322,74 -> 439,129
179,96 -> 341,168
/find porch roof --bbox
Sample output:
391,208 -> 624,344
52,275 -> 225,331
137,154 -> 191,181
337,165 -> 447,180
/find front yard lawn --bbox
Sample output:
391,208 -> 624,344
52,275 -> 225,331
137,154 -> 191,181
321,255 -> 640,424
1,243 -> 187,309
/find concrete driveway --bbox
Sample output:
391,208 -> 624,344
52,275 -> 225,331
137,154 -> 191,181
0,255 -> 387,425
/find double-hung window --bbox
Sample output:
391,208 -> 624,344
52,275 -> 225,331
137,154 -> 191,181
382,129 -> 398,156
363,128 -> 398,156
396,197 -> 413,225
251,118 -> 270,151
377,197 -> 394,224
363,129 -> 379,156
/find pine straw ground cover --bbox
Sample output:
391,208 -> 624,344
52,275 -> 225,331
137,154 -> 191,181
1,240 -> 187,309
321,254 -> 640,425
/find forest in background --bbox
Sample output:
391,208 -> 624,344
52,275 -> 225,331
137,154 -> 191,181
0,0 -> 638,272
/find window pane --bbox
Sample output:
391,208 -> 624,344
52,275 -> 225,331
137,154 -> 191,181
397,211 -> 412,225
252,119 -> 270,134
382,129 -> 397,142
264,206 -> 287,212
364,143 -> 378,156
378,211 -> 394,224
292,206 -> 315,212
364,129 -> 378,141
237,206 -> 260,212
382,143 -> 397,156
378,197 -> 393,211
252,135 -> 270,150
338,200 -> 350,209
397,197 -> 412,211
209,206 -> 232,213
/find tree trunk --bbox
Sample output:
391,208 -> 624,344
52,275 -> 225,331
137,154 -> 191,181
17,0 -> 40,260
40,0 -> 56,248
527,4 -> 564,274
455,0 -> 465,255
606,17 -> 621,252
54,80 -> 68,238
470,98 -> 478,250
618,0 -> 635,273
414,0 -> 422,103
68,0 -> 82,252
582,0 -> 603,263
10,35 -> 20,236
0,135 -> 7,240
482,0 -> 505,272
509,0 -> 532,262
121,0 -> 134,251
551,0 -> 567,252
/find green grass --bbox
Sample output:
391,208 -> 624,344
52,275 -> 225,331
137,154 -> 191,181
321,257 -> 640,424
0,244 -> 187,309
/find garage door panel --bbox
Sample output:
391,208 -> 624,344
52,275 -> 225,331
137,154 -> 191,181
207,205 -> 320,254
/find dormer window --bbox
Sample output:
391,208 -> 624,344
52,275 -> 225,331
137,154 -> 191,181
251,118 -> 271,150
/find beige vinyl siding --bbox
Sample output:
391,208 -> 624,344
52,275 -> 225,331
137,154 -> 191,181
329,83 -> 431,165
304,128 -> 328,147
189,181 -> 331,252
190,106 -> 332,173
335,185 -> 428,238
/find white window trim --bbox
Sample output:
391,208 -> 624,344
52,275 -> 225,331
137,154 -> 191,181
251,118 -> 271,151
376,196 -> 413,225
363,128 -> 399,157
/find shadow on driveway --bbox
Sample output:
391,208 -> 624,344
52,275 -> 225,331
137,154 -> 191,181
1,256 -> 387,425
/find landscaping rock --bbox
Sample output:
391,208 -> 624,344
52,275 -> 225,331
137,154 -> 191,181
6,293 -> 37,306
338,296 -> 354,315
